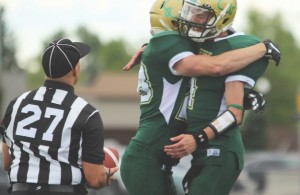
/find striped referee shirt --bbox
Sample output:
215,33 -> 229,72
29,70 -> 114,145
0,80 -> 105,185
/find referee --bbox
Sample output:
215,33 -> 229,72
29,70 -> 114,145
0,38 -> 118,195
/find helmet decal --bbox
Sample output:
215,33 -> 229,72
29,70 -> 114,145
164,0 -> 181,19
217,0 -> 236,15
150,0 -> 183,34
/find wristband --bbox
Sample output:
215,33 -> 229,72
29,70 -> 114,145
189,130 -> 209,148
209,110 -> 237,136
227,104 -> 244,111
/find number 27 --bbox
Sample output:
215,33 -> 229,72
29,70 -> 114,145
16,104 -> 64,142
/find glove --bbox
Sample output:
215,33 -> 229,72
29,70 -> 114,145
243,89 -> 265,114
263,39 -> 281,66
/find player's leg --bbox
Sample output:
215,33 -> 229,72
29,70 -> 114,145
186,150 -> 242,195
120,141 -> 171,195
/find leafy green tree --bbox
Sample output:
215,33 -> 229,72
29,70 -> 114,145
76,26 -> 134,77
0,8 -> 18,72
26,30 -> 67,89
247,10 -> 300,127
25,27 -> 135,88
76,26 -> 103,84
100,39 -> 133,72
0,7 -> 19,113
241,10 -> 300,150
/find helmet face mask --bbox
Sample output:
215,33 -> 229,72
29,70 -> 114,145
150,0 -> 183,35
178,0 -> 237,42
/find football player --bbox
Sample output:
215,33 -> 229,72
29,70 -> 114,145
121,0 -> 280,195
163,0 -> 279,194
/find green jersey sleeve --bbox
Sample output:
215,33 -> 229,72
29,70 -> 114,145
227,35 -> 268,84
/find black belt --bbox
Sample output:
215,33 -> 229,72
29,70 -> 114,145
11,183 -> 78,192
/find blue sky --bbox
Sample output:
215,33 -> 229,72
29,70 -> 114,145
0,0 -> 299,64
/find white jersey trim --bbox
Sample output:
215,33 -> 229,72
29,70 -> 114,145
169,52 -> 194,75
225,75 -> 255,88
159,78 -> 183,124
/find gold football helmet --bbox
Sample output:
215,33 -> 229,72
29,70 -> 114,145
150,0 -> 183,35
178,0 -> 237,42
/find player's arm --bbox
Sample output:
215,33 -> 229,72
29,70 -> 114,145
82,113 -> 118,188
224,81 -> 245,123
193,81 -> 245,142
174,44 -> 267,77
1,111 -> 12,171
123,39 -> 280,72
2,143 -> 11,171
123,44 -> 147,71
164,81 -> 245,158
174,39 -> 281,77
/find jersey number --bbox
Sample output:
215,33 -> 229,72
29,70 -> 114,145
138,63 -> 153,103
16,104 -> 64,142
188,78 -> 198,110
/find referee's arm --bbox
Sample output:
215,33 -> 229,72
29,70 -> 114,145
1,107 -> 12,171
81,112 -> 118,188
1,143 -> 11,171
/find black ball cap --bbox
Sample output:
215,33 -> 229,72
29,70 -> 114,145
42,38 -> 91,78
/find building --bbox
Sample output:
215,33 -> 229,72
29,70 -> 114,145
76,72 -> 140,145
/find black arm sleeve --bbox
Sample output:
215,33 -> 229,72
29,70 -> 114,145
81,112 -> 105,164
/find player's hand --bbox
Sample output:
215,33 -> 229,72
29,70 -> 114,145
243,89 -> 265,113
164,134 -> 197,158
263,39 -> 281,66
123,44 -> 147,71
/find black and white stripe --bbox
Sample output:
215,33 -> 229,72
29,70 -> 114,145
3,82 -> 104,185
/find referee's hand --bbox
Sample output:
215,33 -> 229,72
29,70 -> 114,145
104,167 -> 119,186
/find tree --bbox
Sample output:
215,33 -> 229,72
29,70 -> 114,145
76,27 -> 134,82
0,7 -> 19,113
247,10 -> 300,127
0,7 -> 18,72
25,27 -> 135,88
241,10 -> 300,150
100,39 -> 133,72
26,30 -> 67,89
76,26 -> 103,84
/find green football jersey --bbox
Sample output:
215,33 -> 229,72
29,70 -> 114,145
132,31 -> 194,150
187,33 -> 268,153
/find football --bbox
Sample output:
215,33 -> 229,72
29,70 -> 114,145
103,147 -> 119,168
